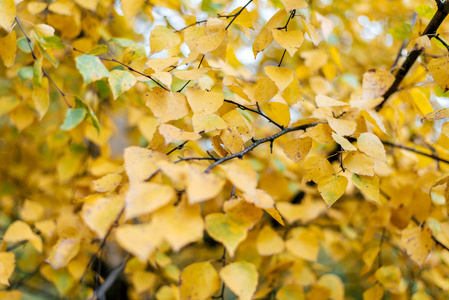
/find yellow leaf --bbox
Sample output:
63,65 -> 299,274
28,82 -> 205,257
124,146 -> 167,183
276,285 -> 304,300
9,104 -> 35,132
186,87 -> 224,115
46,227 -> 80,269
115,222 -> 162,262
374,265 -> 401,291
192,113 -> 227,133
159,124 -> 201,145
224,198 -> 263,229
0,290 -> 22,300
422,108 -> 449,121
363,285 -> 384,300
174,67 -> 210,80
3,220 -> 42,252
361,69 -> 395,100
443,122 -> 449,137
402,226 -> 433,266
284,137 -> 312,163
205,213 -> 248,257
332,133 -> 357,151
253,77 -> 278,103
220,262 -> 258,300
187,167 -> 225,204
146,87 -> 189,124
265,66 -> 294,92
92,173 -> 122,193
150,26 -> 181,54
32,76 -> 49,120
343,151 -> 374,176
266,9 -> 288,31
195,29 -> 227,54
0,30 -> 16,67
138,116 -> 159,142
0,0 -> 15,31
221,160 -> 258,193
280,0 -> 308,12
220,125 -> 244,154
81,195 -> 124,238
35,23 -> 55,36
179,262 -> 221,300
125,182 -> 175,220
40,264 -> 75,296
315,94 -> 348,107
406,35 -> 431,53
253,27 -> 273,58
108,70 -> 137,100
410,87 -> 433,115
0,252 -> 15,286
146,57 -> 180,72
243,189 -> 275,209
428,56 -> 449,92
264,207 -> 286,226
317,175 -> 348,207
304,156 -> 334,183
27,2 -> 48,15
256,225 -> 284,256
221,109 -> 255,142
352,174 -> 380,204
282,77 -> 303,104
301,19 -> 320,46
74,0 -> 98,10
262,101 -> 291,127
286,228 -> 319,261
20,199 -> 44,222
316,274 -> 344,300
272,29 -> 304,57
358,133 -> 387,163
121,0 -> 144,20
326,116 -> 357,136
152,201 -> 204,251
131,271 -> 156,294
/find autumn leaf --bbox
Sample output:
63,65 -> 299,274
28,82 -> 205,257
220,262 -> 258,300
179,262 -> 221,300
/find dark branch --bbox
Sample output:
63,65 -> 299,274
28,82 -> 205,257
225,0 -> 254,30
391,12 -> 418,70
177,54 -> 205,92
277,10 -> 295,67
93,255 -> 131,300
203,122 -> 324,172
224,99 -> 284,129
166,141 -> 189,155
376,2 -> 449,111
382,140 -> 449,165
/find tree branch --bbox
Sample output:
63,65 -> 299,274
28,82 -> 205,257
202,122 -> 324,172
277,9 -> 296,67
382,140 -> 449,165
225,0 -> 254,30
224,99 -> 284,129
376,2 -> 449,111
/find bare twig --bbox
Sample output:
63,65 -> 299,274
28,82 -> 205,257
224,99 -> 284,129
382,140 -> 449,165
92,255 -> 131,300
177,54 -> 205,92
277,9 -> 296,67
225,0 -> 254,30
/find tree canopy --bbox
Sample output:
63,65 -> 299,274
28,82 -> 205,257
1,0 -> 449,299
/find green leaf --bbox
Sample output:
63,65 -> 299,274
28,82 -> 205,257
416,5 -> 435,19
17,67 -> 34,82
40,36 -> 65,50
60,108 -> 86,131
108,38 -> 135,47
33,58 -> 43,87
388,23 -> 412,41
17,37 -> 33,53
87,45 -> 109,55
108,70 -> 136,100
75,54 -> 110,85
74,97 -> 100,134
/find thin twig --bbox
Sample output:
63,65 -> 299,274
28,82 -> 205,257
391,12 -> 418,70
434,33 -> 449,51
92,255 -> 131,300
166,141 -> 189,155
277,9 -> 296,67
225,0 -> 254,30
212,248 -> 227,299
224,99 -> 284,129
382,140 -> 449,165
177,54 -> 205,92
15,17 -> 72,108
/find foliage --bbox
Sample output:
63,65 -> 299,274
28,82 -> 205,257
1,0 -> 449,299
